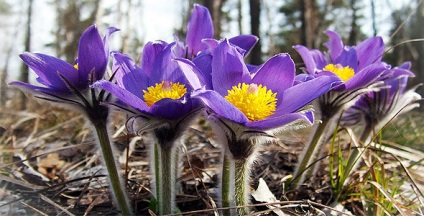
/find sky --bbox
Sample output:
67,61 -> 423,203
0,0 -> 416,82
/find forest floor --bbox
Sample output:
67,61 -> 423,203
1,97 -> 424,216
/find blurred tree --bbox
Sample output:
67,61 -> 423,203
411,0 -> 424,87
0,0 -> 12,106
19,0 -> 33,110
117,0 -> 144,58
237,0 -> 242,34
249,0 -> 262,64
276,0 -> 365,67
370,0 -> 377,36
300,0 -> 318,49
386,1 -> 423,88
201,0 -> 227,38
54,0 -> 102,63
348,0 -> 360,44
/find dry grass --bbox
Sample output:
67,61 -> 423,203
1,93 -> 423,215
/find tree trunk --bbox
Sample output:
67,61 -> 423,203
237,0 -> 243,34
348,0 -> 359,44
300,0 -> 318,48
249,0 -> 262,65
370,0 -> 377,36
57,0 -> 102,62
202,0 -> 225,39
19,0 -> 33,110
412,0 -> 424,89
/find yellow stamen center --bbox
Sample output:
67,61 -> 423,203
143,81 -> 187,107
225,83 -> 277,121
74,63 -> 79,70
323,63 -> 354,82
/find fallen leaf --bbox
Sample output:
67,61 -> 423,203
251,178 -> 285,216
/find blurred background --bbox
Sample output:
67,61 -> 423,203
0,0 -> 423,110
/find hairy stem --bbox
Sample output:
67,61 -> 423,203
291,116 -> 334,189
93,120 -> 132,215
221,152 -> 235,216
153,142 -> 160,199
234,159 -> 250,215
156,144 -> 176,215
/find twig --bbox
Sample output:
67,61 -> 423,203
21,201 -> 49,216
39,193 -> 75,216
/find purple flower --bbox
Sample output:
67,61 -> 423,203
342,62 -> 420,130
92,41 -> 200,135
10,25 -> 118,97
294,30 -> 388,91
177,39 -> 340,131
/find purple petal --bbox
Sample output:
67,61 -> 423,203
229,35 -> 259,56
78,25 -> 107,82
344,63 -> 388,90
192,53 -> 213,89
92,80 -> 150,112
246,112 -> 314,130
293,45 -> 317,74
398,62 -> 411,70
334,47 -> 358,71
355,36 -> 384,70
172,40 -> 186,58
103,27 -> 119,57
324,30 -> 344,61
274,75 -> 340,115
174,58 -> 206,90
201,38 -> 219,51
294,74 -> 315,84
310,49 -> 327,70
193,89 -> 249,124
112,52 -> 148,98
9,81 -> 68,96
211,39 -> 250,96
149,43 -> 184,85
186,4 -> 214,57
140,40 -> 168,76
150,97 -> 193,119
20,52 -> 78,90
251,53 -> 295,98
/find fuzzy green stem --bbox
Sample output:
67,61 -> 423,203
153,142 -> 160,199
93,121 -> 132,215
234,159 -> 249,215
291,116 -> 334,189
157,144 -> 176,215
221,152 -> 233,216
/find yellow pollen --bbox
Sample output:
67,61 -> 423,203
225,83 -> 277,121
74,63 -> 78,70
323,63 -> 354,82
143,81 -> 187,107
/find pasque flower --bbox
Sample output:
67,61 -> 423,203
179,39 -> 339,131
294,30 -> 387,92
9,25 -> 132,215
93,41 -> 199,129
291,30 -> 396,189
177,39 -> 339,215
340,62 -> 419,184
10,25 -> 117,102
343,62 -> 418,132
92,41 -> 200,215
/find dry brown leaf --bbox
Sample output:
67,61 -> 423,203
37,153 -> 66,179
